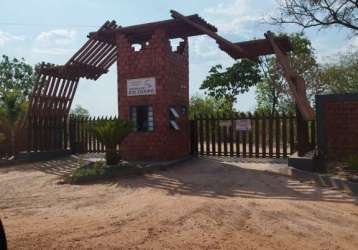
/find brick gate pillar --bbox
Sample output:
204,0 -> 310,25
116,29 -> 190,161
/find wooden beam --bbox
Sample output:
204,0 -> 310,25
170,10 -> 257,61
234,36 -> 292,58
265,31 -> 315,121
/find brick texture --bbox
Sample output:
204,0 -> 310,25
323,100 -> 358,160
116,29 -> 190,161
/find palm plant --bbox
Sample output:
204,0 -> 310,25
88,119 -> 133,165
0,91 -> 27,156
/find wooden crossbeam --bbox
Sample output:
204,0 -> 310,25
234,37 -> 292,58
170,10 -> 257,61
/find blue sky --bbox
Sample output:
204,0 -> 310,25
1,0 -> 357,116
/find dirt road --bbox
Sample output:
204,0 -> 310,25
0,157 -> 357,249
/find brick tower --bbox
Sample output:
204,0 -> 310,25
116,29 -> 190,161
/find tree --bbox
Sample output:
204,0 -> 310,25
320,50 -> 358,93
70,105 -> 90,117
200,60 -> 261,109
272,0 -> 358,36
0,55 -> 35,155
189,94 -> 235,118
256,32 -> 325,114
0,55 -> 34,104
88,119 -> 133,165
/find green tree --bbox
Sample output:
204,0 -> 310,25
0,55 -> 34,104
70,105 -> 90,117
200,59 -> 261,109
88,119 -> 133,165
0,55 -> 35,155
189,94 -> 235,118
255,32 -> 325,114
320,50 -> 358,94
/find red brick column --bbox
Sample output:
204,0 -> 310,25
316,94 -> 358,160
116,29 -> 190,161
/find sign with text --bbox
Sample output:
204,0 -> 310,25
236,119 -> 252,131
127,77 -> 156,96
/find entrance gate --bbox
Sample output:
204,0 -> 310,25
191,113 -> 316,158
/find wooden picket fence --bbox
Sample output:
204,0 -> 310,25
1,113 -> 316,159
69,115 -> 118,154
191,113 -> 316,158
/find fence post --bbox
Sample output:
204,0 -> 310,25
296,106 -> 310,156
190,118 -> 198,155
69,115 -> 76,154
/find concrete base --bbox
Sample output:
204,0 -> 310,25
15,150 -> 71,161
288,151 -> 321,172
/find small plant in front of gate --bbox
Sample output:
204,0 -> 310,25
88,119 -> 133,165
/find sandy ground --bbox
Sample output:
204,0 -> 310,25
0,157 -> 358,250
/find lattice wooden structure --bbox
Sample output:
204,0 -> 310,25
24,10 -> 313,153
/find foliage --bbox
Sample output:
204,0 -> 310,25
271,0 -> 358,36
72,162 -> 105,179
88,119 -> 133,165
0,133 -> 5,143
200,59 -> 261,108
189,94 -> 235,119
346,155 -> 358,171
70,105 -> 90,117
256,32 -> 325,114
0,55 -> 35,155
0,55 -> 35,104
320,50 -> 358,94
70,161 -> 144,184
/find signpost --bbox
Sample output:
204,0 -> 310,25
127,77 -> 156,96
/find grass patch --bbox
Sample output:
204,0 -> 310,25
70,161 -> 148,184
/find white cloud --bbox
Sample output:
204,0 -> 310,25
204,0 -> 273,36
36,29 -> 76,46
34,29 -> 76,55
0,31 -> 25,47
32,47 -> 74,55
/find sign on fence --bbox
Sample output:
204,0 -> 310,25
236,119 -> 252,131
127,77 -> 156,96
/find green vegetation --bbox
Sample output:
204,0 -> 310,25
70,104 -> 90,117
256,32 -> 323,114
189,94 -> 235,118
72,162 -> 105,180
70,161 -> 144,184
321,51 -> 358,94
88,119 -> 133,165
346,155 -> 358,171
0,55 -> 35,155
200,59 -> 261,110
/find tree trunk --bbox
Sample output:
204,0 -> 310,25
105,147 -> 120,165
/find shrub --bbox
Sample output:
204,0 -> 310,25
88,119 -> 133,165
346,155 -> 358,171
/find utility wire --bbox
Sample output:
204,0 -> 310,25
0,22 -> 99,28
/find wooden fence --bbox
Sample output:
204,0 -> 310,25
191,113 -> 316,158
1,113 -> 316,159
69,115 -> 117,154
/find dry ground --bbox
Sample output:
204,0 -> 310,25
0,157 -> 358,250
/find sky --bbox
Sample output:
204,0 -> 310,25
0,0 -> 357,116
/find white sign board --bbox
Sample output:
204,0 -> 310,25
236,119 -> 252,131
127,77 -> 156,96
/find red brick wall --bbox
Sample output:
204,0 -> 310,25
116,29 -> 190,161
321,100 -> 358,160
